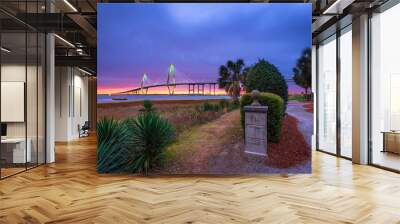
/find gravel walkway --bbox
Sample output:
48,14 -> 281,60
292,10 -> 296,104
286,101 -> 313,147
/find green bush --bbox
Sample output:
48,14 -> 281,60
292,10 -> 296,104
219,99 -> 229,110
97,118 -> 132,173
125,113 -> 176,175
142,100 -> 155,113
245,59 -> 288,111
227,100 -> 240,112
240,92 -> 284,142
202,102 -> 220,112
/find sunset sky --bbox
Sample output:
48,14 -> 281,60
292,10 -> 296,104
98,3 -> 311,94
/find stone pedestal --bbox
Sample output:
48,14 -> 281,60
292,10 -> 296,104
244,105 -> 268,157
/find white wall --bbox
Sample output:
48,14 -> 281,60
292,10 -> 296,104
55,67 -> 89,141
55,67 -> 70,141
1,65 -> 40,137
1,63 -> 46,164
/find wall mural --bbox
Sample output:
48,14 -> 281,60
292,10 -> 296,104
97,3 -> 312,175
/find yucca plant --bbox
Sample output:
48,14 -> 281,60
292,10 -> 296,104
202,102 -> 213,111
125,113 -> 176,175
142,100 -> 155,113
202,102 -> 220,112
97,117 -> 132,173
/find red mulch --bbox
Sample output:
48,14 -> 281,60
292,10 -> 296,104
265,115 -> 311,168
303,103 -> 313,113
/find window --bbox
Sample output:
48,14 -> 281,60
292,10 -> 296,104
0,2 -> 46,179
339,26 -> 352,158
317,35 -> 337,154
370,3 -> 400,171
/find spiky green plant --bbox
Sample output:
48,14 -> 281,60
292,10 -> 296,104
143,100 -> 155,113
125,113 -> 176,175
97,117 -> 132,173
202,102 -> 213,111
202,102 -> 220,112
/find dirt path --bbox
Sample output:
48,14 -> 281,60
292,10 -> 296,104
286,101 -> 313,147
163,109 -> 311,174
165,110 -> 242,174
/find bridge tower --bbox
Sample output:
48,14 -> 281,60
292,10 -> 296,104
140,73 -> 149,94
166,64 -> 176,95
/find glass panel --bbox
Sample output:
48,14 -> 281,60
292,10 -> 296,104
27,31 -> 38,169
339,26 -> 352,158
317,35 -> 337,154
38,33 -> 45,165
25,0 -> 38,169
0,1 -> 46,179
1,30 -> 27,177
371,3 -> 400,171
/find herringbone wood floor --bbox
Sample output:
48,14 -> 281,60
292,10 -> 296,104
1,136 -> 400,224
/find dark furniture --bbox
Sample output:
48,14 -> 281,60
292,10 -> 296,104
78,121 -> 90,138
1,123 -> 7,137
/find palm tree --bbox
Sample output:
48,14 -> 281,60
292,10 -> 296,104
217,59 -> 247,101
293,48 -> 311,95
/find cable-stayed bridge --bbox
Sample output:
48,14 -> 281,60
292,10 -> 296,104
118,64 -> 218,95
116,64 -> 296,95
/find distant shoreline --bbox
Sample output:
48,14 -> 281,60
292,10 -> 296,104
97,99 -> 224,108
97,94 -> 228,96
97,94 -> 231,104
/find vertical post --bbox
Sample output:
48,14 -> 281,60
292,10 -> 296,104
46,30 -> 55,162
244,104 -> 268,157
88,77 -> 97,132
352,14 -> 369,164
214,84 -> 216,95
312,45 -> 318,151
336,27 -> 341,157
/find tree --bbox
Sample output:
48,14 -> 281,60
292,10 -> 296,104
292,48 -> 311,95
217,59 -> 248,101
245,59 -> 288,111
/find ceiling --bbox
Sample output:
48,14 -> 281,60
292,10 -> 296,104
0,0 -> 388,75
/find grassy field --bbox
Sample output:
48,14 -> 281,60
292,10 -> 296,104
98,99 -> 232,133
289,94 -> 312,102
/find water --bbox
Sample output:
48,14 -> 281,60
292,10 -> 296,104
97,94 -> 231,103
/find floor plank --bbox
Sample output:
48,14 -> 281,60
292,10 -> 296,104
0,136 -> 400,223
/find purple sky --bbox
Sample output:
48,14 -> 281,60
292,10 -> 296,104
98,3 -> 311,94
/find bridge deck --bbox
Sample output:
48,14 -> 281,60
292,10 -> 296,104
120,82 -> 217,94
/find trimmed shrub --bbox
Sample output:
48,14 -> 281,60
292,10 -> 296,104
240,92 -> 284,142
227,100 -> 240,112
125,113 -> 176,175
142,100 -> 155,113
245,59 -> 288,111
219,99 -> 229,110
97,118 -> 132,173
